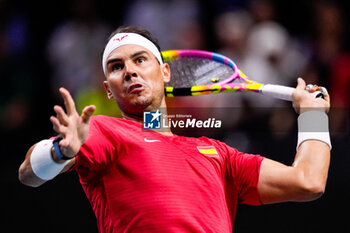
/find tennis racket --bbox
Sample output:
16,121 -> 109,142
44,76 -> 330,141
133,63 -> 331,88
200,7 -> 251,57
161,50 -> 325,101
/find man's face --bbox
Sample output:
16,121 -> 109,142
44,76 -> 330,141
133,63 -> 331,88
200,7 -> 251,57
103,44 -> 170,116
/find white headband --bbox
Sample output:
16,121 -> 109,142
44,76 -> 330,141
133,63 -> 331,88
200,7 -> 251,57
102,32 -> 163,76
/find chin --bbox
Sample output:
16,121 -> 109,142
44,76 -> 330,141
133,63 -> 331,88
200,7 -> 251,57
121,96 -> 152,114
121,91 -> 163,113
135,95 -> 153,107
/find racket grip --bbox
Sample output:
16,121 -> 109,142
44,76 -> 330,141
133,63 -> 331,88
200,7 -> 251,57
261,84 -> 295,101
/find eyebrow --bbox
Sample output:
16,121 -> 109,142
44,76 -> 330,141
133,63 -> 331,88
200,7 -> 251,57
106,50 -> 149,67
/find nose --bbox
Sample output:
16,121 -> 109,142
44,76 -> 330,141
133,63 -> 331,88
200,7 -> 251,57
124,62 -> 138,81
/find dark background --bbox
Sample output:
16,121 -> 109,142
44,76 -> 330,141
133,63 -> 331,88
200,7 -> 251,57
1,0 -> 350,232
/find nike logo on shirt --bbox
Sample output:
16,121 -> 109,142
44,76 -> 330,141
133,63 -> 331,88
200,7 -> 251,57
144,138 -> 160,143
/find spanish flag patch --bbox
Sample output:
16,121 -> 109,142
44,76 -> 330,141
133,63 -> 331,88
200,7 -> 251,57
197,146 -> 219,158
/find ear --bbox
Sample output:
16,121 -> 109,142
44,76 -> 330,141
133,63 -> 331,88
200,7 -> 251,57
103,81 -> 114,99
161,63 -> 171,83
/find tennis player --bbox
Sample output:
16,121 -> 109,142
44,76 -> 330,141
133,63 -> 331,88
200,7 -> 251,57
19,26 -> 331,233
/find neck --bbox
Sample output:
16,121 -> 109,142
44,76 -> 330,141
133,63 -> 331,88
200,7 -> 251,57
122,112 -> 143,122
122,101 -> 174,136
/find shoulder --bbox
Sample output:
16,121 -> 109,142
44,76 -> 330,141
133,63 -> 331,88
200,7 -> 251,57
88,115 -> 143,141
179,136 -> 240,164
198,136 -> 264,164
90,115 -> 121,124
83,116 -> 124,146
197,136 -> 239,154
90,115 -> 136,130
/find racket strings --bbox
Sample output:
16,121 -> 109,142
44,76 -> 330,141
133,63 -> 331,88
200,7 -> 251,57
166,58 -> 234,88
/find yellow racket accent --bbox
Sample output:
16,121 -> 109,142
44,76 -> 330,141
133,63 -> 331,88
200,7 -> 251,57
161,50 -> 179,62
211,77 -> 220,83
243,83 -> 263,92
165,86 -> 174,97
238,69 -> 248,78
191,86 -> 209,96
221,85 -> 240,93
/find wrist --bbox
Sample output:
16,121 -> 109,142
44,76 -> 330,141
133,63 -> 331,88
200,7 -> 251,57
50,147 -> 67,164
52,135 -> 74,161
299,107 -> 327,115
30,139 -> 71,180
297,111 -> 331,150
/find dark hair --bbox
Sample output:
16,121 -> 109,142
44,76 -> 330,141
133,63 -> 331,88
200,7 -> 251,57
104,26 -> 163,62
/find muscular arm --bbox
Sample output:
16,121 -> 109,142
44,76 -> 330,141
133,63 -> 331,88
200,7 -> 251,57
258,78 -> 331,204
258,141 -> 330,203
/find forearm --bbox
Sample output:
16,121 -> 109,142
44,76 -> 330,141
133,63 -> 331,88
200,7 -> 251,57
292,140 -> 331,198
18,144 -> 47,187
19,160 -> 47,187
18,141 -> 75,187
292,110 -> 331,196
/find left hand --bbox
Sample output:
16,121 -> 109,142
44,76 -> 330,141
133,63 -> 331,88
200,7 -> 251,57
292,77 -> 330,114
50,87 -> 96,158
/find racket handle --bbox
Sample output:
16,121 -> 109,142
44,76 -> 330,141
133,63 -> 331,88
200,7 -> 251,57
261,84 -> 295,101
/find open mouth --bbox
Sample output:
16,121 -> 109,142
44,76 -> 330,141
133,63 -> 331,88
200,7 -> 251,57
127,83 -> 144,94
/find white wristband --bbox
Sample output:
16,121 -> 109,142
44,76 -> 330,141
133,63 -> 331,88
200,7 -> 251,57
30,139 -> 71,180
297,111 -> 332,150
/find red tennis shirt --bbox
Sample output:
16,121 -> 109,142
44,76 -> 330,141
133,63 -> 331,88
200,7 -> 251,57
74,115 -> 264,233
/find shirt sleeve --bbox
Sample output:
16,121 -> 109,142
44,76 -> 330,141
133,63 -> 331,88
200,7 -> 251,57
215,140 -> 264,205
233,150 -> 264,205
74,117 -> 116,183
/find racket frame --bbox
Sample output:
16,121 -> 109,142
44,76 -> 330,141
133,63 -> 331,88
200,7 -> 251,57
162,49 -> 296,101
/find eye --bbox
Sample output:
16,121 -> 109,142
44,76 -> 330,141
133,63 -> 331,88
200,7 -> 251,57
111,63 -> 124,71
135,57 -> 146,64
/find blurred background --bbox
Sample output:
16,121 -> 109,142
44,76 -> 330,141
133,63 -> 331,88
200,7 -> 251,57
1,0 -> 349,232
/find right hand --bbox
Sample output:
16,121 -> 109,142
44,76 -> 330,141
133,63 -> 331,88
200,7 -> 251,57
292,78 -> 330,115
50,87 -> 96,158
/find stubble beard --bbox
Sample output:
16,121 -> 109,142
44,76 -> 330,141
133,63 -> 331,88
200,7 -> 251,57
120,92 -> 163,117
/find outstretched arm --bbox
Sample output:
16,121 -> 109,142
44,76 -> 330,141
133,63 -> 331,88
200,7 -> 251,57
18,88 -> 95,187
258,78 -> 331,204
